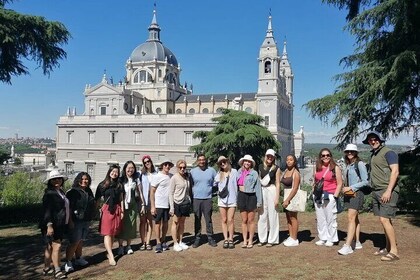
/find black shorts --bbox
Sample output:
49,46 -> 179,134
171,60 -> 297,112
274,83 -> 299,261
344,190 -> 364,211
174,202 -> 191,217
154,208 -> 170,223
237,191 -> 257,212
41,225 -> 66,244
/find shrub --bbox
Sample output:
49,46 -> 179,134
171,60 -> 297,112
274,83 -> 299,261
1,172 -> 44,206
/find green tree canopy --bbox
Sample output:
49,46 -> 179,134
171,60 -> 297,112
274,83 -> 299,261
0,0 -> 71,84
190,109 -> 281,168
305,0 -> 420,147
0,151 -> 10,165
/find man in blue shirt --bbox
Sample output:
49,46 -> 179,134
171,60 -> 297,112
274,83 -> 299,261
190,154 -> 217,247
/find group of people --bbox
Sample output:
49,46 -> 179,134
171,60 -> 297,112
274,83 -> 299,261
39,130 -> 401,277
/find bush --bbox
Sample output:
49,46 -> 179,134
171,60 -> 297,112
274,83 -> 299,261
1,172 -> 44,206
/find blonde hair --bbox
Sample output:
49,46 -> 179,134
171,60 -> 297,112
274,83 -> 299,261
176,159 -> 187,169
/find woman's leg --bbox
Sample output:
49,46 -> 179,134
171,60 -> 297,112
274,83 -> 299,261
104,235 -> 115,264
44,242 -> 53,269
219,207 -> 228,240
287,211 -> 299,240
145,213 -> 153,245
240,211 -> 248,245
257,187 -> 268,243
65,241 -> 80,262
227,207 -> 236,241
139,214 -> 146,244
178,216 -> 186,243
355,214 -> 361,242
247,211 -> 256,245
75,241 -> 83,259
171,216 -> 180,244
51,240 -> 62,270
345,209 -> 358,246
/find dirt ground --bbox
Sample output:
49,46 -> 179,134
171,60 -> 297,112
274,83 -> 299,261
0,212 -> 419,280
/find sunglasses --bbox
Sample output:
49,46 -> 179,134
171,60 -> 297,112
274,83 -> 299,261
143,160 -> 151,164
345,151 -> 357,154
179,166 -> 186,170
219,160 -> 227,165
320,154 -> 331,158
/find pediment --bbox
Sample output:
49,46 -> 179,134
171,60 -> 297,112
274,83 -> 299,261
84,83 -> 123,96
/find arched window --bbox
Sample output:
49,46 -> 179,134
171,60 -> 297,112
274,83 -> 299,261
176,109 -> 182,114
156,107 -> 162,114
134,70 -> 153,83
202,108 -> 209,113
216,107 -> 223,113
245,107 -> 253,113
166,73 -> 177,85
264,61 -> 271,73
189,108 -> 195,114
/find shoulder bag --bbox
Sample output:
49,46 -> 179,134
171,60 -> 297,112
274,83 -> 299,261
218,176 -> 229,198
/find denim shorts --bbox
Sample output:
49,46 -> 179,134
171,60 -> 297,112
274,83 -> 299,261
68,221 -> 90,243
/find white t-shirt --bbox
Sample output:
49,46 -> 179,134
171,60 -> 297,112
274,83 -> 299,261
150,171 -> 172,209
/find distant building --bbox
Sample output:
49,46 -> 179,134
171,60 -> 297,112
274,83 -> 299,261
56,9 -> 302,186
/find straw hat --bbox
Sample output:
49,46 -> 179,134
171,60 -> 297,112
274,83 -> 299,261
238,154 -> 255,167
44,169 -> 68,184
217,156 -> 229,164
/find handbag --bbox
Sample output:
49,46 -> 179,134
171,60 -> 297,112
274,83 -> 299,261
313,168 -> 330,202
344,189 -> 356,197
283,171 -> 307,212
260,165 -> 275,186
218,176 -> 229,198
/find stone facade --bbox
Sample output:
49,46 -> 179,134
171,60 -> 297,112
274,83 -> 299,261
56,9 -> 300,186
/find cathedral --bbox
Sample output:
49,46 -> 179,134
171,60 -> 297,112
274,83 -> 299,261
56,9 -> 300,185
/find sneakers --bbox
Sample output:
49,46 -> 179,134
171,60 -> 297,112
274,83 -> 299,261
173,243 -> 183,252
74,257 -> 88,266
338,244 -> 354,255
283,237 -> 299,247
64,261 -> 74,273
315,240 -> 326,246
179,242 -> 189,250
126,246 -> 134,255
155,243 -> 163,253
208,239 -> 217,247
355,241 -> 363,250
162,243 -> 169,251
117,246 -> 124,256
325,241 -> 334,247
192,239 -> 200,248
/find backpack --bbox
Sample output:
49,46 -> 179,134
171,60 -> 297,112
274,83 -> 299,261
353,160 -> 372,195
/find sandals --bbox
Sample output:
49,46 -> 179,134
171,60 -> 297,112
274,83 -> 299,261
146,244 -> 152,251
373,248 -> 388,256
241,243 -> 248,248
223,240 -> 229,249
139,243 -> 146,251
54,271 -> 67,279
42,267 -> 54,276
228,240 -> 235,249
257,242 -> 266,247
247,243 -> 254,249
266,243 -> 273,248
381,253 -> 400,262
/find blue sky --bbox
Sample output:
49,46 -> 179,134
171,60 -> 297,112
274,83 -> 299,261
0,0 -> 414,145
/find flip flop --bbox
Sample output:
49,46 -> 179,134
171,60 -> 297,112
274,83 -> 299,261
241,243 -> 248,248
373,249 -> 388,256
381,253 -> 400,262
247,243 -> 254,249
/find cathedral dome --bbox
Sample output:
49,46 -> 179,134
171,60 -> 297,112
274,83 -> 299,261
130,41 -> 178,66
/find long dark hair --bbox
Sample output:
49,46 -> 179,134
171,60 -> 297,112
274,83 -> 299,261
101,164 -> 120,188
120,160 -> 139,184
316,148 -> 337,172
344,152 -> 361,165
141,158 -> 156,174
285,154 -> 300,172
72,172 -> 92,189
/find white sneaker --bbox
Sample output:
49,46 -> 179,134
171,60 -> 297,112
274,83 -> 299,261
126,246 -> 134,255
315,240 -> 326,246
117,246 -> 124,256
173,243 -> 183,252
338,244 -> 354,255
325,241 -> 334,247
283,238 -> 299,247
74,257 -> 88,266
64,261 -> 74,273
282,237 -> 291,244
355,241 -> 363,250
179,242 -> 189,250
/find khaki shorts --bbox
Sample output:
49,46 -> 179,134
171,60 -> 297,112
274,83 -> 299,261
372,189 -> 399,218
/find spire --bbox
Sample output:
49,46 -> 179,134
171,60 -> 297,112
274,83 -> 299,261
266,14 -> 274,39
282,40 -> 288,59
147,6 -> 161,42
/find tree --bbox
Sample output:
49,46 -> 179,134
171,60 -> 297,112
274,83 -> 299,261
305,0 -> 420,147
0,151 -> 10,165
0,0 -> 71,84
190,109 -> 281,168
